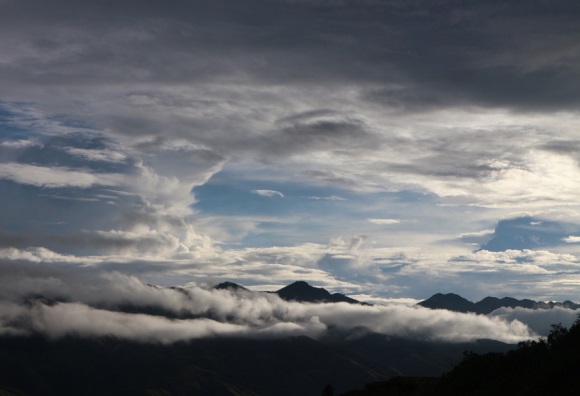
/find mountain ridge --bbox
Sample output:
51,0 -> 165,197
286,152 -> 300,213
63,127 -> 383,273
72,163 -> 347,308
213,281 -> 580,312
214,280 -> 366,305
276,281 -> 364,304
418,292 -> 580,314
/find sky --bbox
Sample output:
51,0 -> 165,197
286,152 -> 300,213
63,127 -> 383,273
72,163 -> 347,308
2,0 -> 580,310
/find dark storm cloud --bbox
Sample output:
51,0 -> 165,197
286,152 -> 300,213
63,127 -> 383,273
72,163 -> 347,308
1,0 -> 579,111
1,0 -> 577,204
249,110 -> 380,157
539,139 -> 580,165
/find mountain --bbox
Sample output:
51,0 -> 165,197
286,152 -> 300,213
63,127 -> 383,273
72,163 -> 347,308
343,318 -> 580,395
342,377 -> 441,396
212,280 -> 364,304
418,293 -> 580,314
214,281 -> 249,291
0,330 -> 513,396
474,296 -> 536,314
276,281 -> 362,304
434,321 -> 580,395
417,293 -> 474,313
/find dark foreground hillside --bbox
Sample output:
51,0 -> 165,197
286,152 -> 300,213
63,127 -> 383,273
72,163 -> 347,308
344,319 -> 580,396
0,331 -> 511,396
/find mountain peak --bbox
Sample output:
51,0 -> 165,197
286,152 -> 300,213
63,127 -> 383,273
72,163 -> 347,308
212,280 -> 364,305
276,281 -> 332,302
213,281 -> 248,291
276,281 -> 362,304
419,293 -> 580,314
418,293 -> 474,313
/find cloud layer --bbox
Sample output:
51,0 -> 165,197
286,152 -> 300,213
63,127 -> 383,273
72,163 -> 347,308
0,260 -> 534,344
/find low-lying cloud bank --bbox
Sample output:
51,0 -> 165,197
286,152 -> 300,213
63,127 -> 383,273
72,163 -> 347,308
490,306 -> 579,336
0,259 -> 535,344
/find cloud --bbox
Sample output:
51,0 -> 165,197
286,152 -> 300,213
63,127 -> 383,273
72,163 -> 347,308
26,303 -> 250,343
0,139 -> 42,149
480,216 -> 580,251
368,218 -> 400,225
306,195 -> 346,201
457,229 -> 496,246
350,295 -> 421,306
251,189 -> 285,198
63,147 -> 127,163
3,0 -> 579,112
563,236 -> 580,244
0,262 -> 535,344
0,127 -> 224,258
490,306 -> 579,336
301,303 -> 533,343
458,230 -> 495,238
0,162 -> 119,188
0,1 -> 579,231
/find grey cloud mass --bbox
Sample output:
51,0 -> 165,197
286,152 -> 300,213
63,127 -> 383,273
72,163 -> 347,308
1,0 -> 579,204
1,0 -> 579,110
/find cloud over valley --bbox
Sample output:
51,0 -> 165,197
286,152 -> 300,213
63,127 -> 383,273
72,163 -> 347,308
0,262 -> 535,344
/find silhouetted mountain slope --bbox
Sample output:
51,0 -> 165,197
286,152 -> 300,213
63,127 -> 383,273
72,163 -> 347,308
0,335 -> 261,396
212,280 -> 364,304
342,377 -> 441,396
276,281 -> 362,304
0,330 -> 513,396
419,293 -> 580,314
474,296 -> 536,314
342,319 -> 580,395
437,320 -> 580,395
322,329 -> 513,380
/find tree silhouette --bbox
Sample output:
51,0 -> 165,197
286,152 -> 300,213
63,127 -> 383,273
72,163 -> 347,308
437,315 -> 580,395
547,322 -> 568,346
322,383 -> 334,396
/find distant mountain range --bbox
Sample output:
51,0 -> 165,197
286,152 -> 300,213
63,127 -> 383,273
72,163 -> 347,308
418,292 -> 580,314
214,280 -> 367,305
214,280 -> 580,314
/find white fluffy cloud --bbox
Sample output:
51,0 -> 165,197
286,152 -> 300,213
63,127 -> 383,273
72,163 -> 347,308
251,189 -> 285,198
21,303 -> 249,343
0,265 -> 535,344
64,147 -> 127,163
0,162 -> 120,188
563,236 -> 580,243
306,195 -> 346,201
368,218 -> 400,225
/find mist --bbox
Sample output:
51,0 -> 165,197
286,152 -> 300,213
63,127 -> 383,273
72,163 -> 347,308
0,259 -> 536,344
